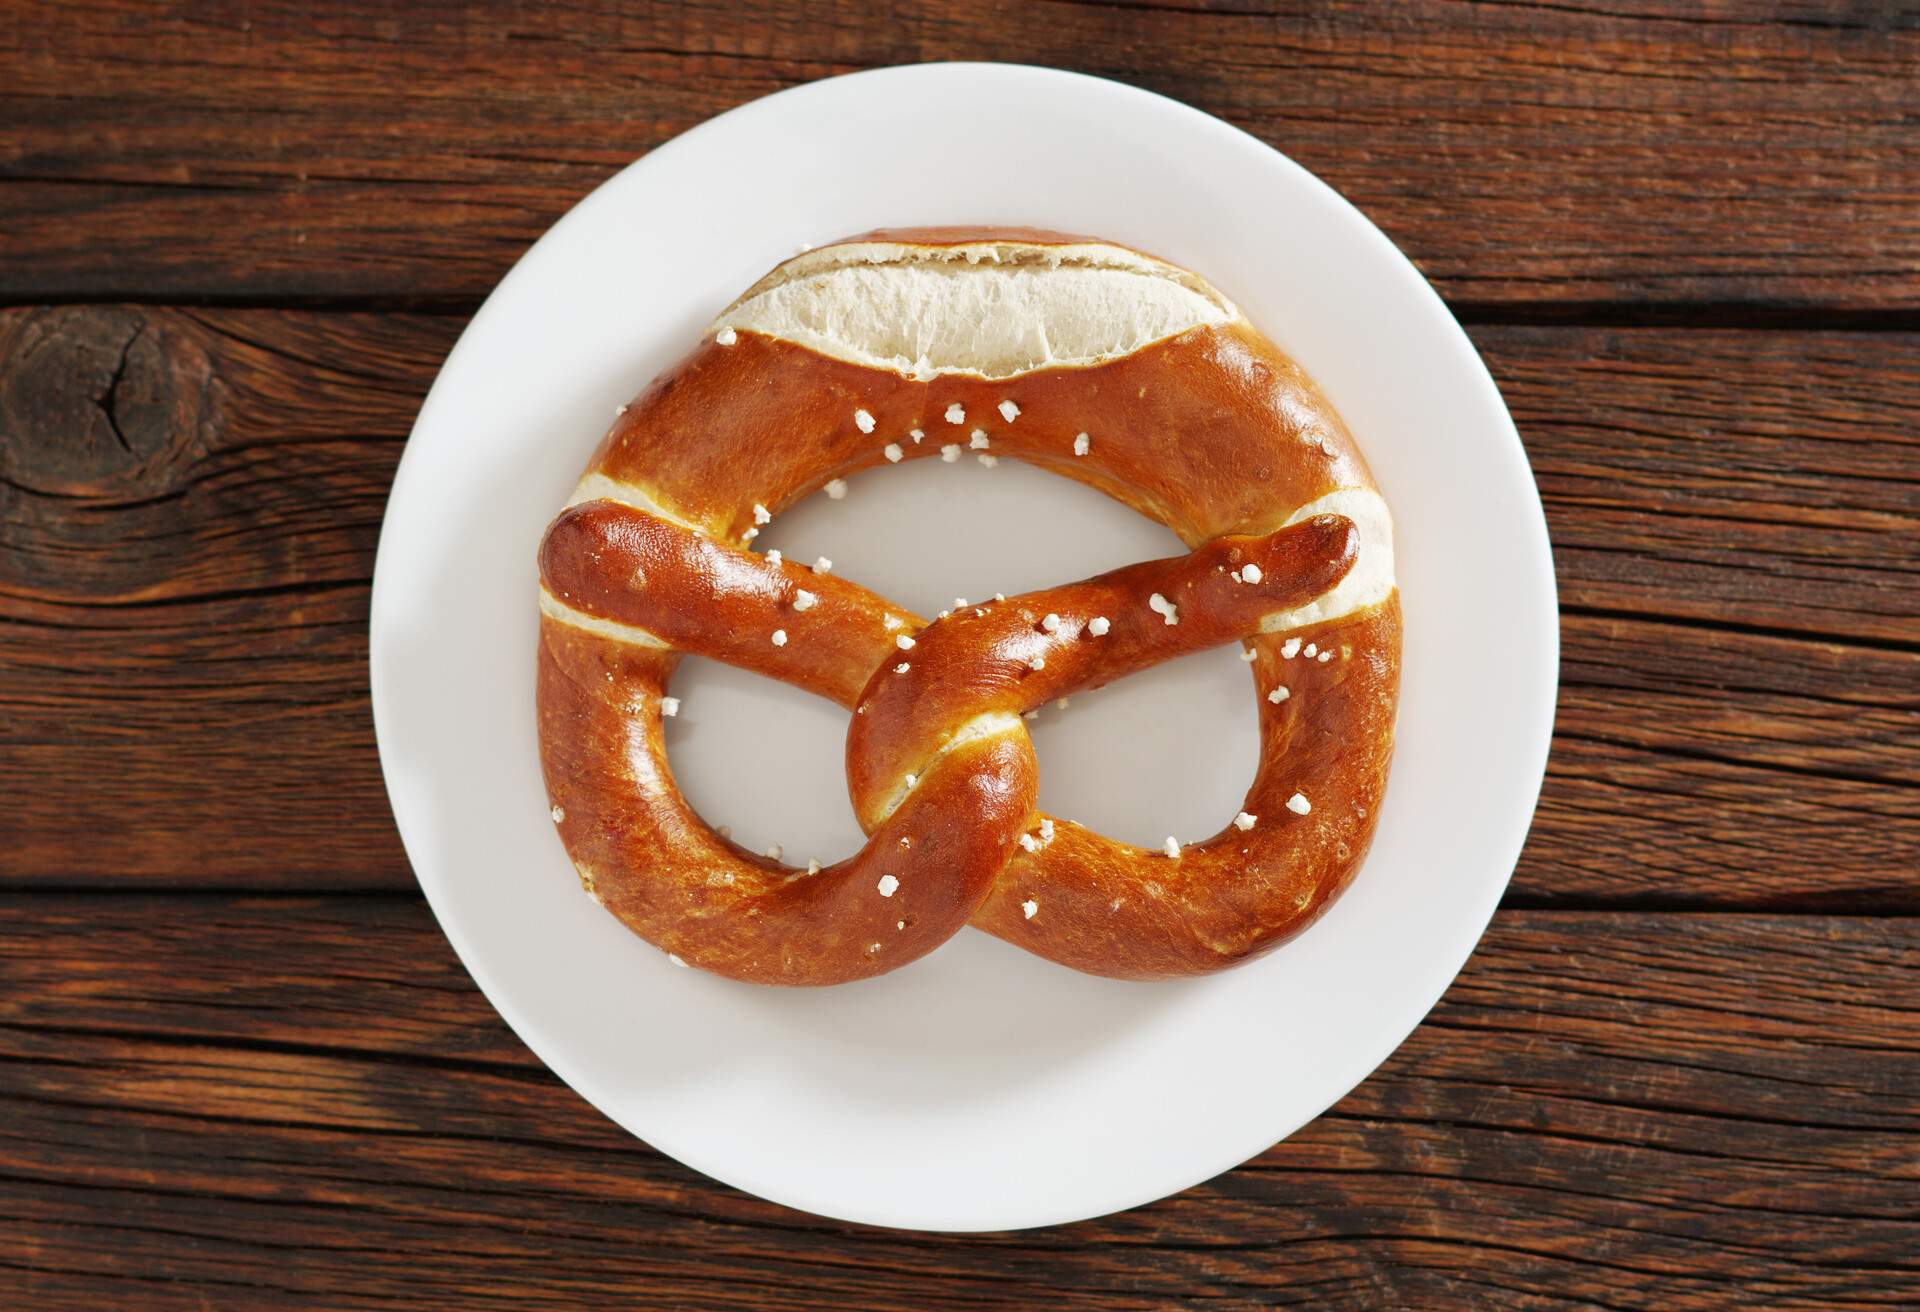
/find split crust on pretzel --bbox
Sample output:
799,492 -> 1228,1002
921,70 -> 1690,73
537,226 -> 1401,984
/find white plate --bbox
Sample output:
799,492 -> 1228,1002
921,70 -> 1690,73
371,63 -> 1557,1232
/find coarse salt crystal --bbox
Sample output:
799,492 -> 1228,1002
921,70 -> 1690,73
977,453 -> 998,468
1073,432 -> 1090,456
1233,812 -> 1257,831
1022,899 -> 1038,920
910,428 -> 924,443
771,629 -> 788,647
1319,650 -> 1333,663
1241,563 -> 1263,584
940,443 -> 961,462
884,442 -> 903,462
1088,616 -> 1111,636
1148,592 -> 1179,625
814,557 -> 833,573
764,844 -> 783,860
894,662 -> 910,674
1039,818 -> 1054,841
1028,655 -> 1046,671
660,696 -> 680,717
877,874 -> 899,897
854,408 -> 875,433
1281,637 -> 1302,658
807,859 -> 822,875
1041,613 -> 1061,633
741,526 -> 758,543
1163,836 -> 1182,859
970,430 -> 990,450
550,805 -> 565,823
998,399 -> 1020,422
1019,834 -> 1039,852
752,503 -> 772,525
1287,792 -> 1312,815
714,326 -> 737,346
1268,686 -> 1290,704
904,773 -> 918,788
667,953 -> 688,968
825,479 -> 848,499
1240,647 -> 1257,662
765,548 -> 782,566
945,403 -> 966,424
896,634 -> 915,650
793,590 -> 817,611
1304,643 -> 1318,658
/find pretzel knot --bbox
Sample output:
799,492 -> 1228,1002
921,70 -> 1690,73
537,228 -> 1402,984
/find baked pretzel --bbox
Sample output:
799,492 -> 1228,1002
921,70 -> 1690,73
538,228 -> 1400,984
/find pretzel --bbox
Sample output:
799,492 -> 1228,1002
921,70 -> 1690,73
537,228 -> 1400,984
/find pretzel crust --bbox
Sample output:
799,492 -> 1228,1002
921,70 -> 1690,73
536,228 -> 1402,983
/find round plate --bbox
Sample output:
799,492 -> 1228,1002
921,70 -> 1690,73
371,63 -> 1556,1231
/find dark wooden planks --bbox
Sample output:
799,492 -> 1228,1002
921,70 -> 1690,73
0,307 -> 438,885
1498,326 -> 1920,646
1,306 -> 1915,899
6,593 -> 1911,901
0,897 -> 1913,1309
2,1 -> 1917,309
1544,614 -> 1917,911
4,309 -> 1910,631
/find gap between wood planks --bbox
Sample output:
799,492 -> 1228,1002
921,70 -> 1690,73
3,294 -> 1919,334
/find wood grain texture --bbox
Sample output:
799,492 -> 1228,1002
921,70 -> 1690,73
0,896 -> 1912,1310
1506,326 -> 1920,646
1,1 -> 1916,309
2,306 -> 1914,900
5,5 -> 1915,1302
0,307 -> 431,884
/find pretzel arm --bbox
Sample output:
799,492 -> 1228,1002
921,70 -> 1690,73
844,514 -> 1358,829
540,498 -> 917,708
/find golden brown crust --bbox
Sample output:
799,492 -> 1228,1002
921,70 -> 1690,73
536,226 -> 1402,983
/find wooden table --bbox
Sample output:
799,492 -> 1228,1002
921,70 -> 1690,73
3,4 -> 1916,1307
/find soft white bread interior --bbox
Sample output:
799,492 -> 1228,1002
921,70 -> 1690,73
715,239 -> 1240,380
